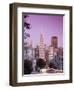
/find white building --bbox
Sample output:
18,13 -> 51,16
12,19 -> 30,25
48,46 -> 54,61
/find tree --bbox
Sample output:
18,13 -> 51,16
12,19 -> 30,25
36,58 -> 46,72
24,15 -> 31,39
24,15 -> 31,29
48,55 -> 63,70
24,59 -> 33,74
24,15 -> 31,59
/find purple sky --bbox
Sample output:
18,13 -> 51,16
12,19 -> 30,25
24,14 -> 63,48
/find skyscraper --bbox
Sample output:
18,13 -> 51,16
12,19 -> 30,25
35,45 -> 39,59
28,40 -> 33,60
57,47 -> 63,59
54,48 -> 58,56
48,46 -> 54,61
39,33 -> 45,60
51,36 -> 58,48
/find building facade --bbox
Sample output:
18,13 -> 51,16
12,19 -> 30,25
51,36 -> 58,48
39,33 -> 45,60
48,46 -> 54,61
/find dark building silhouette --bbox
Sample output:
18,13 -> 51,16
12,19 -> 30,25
35,45 -> 39,59
51,36 -> 58,48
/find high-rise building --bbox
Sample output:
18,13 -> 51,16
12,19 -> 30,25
24,39 -> 34,60
35,45 -> 39,59
24,41 -> 29,60
39,33 -> 45,60
51,36 -> 58,48
28,40 -> 35,60
54,48 -> 58,56
45,49 -> 49,61
57,47 -> 63,59
48,46 -> 54,61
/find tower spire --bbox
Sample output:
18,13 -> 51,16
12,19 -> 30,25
39,33 -> 45,60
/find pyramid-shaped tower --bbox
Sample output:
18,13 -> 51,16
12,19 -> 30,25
39,33 -> 45,60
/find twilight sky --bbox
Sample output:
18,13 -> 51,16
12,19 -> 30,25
24,14 -> 63,48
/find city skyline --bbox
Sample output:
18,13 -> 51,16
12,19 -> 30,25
26,34 -> 62,49
23,14 -> 63,74
24,14 -> 63,47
